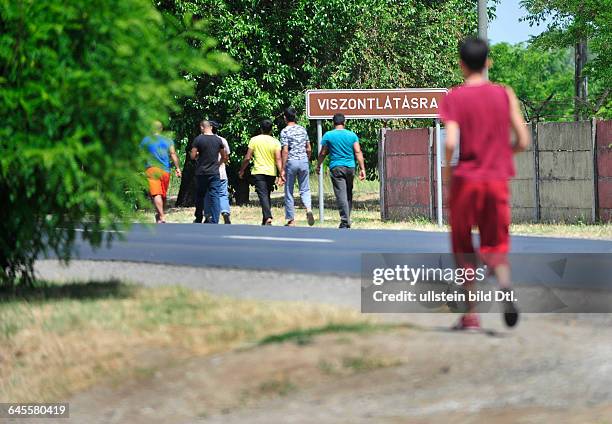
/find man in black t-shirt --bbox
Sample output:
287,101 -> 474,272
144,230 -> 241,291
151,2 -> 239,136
190,120 -> 228,223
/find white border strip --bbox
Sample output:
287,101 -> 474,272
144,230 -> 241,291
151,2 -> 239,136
305,88 -> 448,120
224,235 -> 334,243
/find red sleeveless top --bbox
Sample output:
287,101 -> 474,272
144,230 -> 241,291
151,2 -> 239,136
439,82 -> 514,181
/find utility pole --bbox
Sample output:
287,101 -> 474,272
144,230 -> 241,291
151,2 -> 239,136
574,39 -> 588,121
478,0 -> 488,80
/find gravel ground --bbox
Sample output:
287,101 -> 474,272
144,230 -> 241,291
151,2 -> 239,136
34,260 -> 360,307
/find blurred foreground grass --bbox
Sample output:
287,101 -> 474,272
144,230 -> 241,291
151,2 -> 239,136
0,282 -> 366,402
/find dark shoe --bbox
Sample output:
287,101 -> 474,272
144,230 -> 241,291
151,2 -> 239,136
339,223 -> 351,229
222,213 -> 231,225
306,211 -> 315,226
193,218 -> 203,224
204,216 -> 212,224
501,288 -> 520,328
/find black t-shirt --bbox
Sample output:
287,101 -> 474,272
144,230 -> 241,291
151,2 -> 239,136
193,134 -> 224,176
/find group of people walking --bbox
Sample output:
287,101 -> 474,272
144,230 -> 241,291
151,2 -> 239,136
141,36 -> 529,331
142,109 -> 366,228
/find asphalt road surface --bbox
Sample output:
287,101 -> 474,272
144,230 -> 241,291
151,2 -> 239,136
66,223 -> 612,278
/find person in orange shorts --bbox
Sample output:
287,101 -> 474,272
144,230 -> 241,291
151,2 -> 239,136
140,121 -> 181,223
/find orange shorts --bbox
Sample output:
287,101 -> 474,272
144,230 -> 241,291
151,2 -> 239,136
146,167 -> 170,199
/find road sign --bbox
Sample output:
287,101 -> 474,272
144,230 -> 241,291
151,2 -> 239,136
306,88 -> 447,120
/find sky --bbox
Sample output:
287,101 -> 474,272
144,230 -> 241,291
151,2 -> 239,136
489,0 -> 552,44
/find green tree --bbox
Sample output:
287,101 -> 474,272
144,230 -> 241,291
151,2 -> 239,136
489,42 -> 574,121
520,0 -> 611,118
160,0 -> 479,205
0,0 -> 236,285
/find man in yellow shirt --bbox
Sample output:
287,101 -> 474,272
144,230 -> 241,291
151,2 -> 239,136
239,119 -> 284,225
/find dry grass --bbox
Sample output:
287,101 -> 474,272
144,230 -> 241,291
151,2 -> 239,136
318,354 -> 403,376
0,282 -> 366,402
139,175 -> 612,239
139,197 -> 612,240
508,222 -> 612,239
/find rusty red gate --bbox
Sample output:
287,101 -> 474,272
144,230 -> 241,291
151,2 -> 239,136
379,128 -> 434,221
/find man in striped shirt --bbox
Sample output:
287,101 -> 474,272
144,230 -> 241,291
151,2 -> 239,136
280,107 -> 314,226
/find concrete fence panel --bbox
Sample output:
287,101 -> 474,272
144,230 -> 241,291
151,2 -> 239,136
510,123 -> 536,221
537,121 -> 594,222
538,121 -> 592,150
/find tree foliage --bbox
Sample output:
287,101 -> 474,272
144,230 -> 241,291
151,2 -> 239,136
489,42 -> 574,121
0,0 -> 235,285
158,0 -> 478,198
520,0 -> 611,117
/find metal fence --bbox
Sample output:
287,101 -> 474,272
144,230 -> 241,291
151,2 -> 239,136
380,119 -> 612,223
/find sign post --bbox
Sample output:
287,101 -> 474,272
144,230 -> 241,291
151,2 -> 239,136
316,119 -> 324,222
478,0 -> 488,80
306,88 -> 447,226
435,119 -> 443,226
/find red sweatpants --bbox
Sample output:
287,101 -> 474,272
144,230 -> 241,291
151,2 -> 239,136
449,178 -> 510,269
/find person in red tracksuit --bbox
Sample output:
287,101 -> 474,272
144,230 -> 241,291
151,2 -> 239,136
439,37 -> 531,330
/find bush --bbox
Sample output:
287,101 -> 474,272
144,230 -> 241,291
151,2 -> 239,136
0,0 -> 236,285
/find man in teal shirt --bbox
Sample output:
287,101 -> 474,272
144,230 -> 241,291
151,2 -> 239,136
316,113 -> 366,228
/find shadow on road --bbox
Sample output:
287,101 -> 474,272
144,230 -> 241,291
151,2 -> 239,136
0,280 -> 134,303
424,325 -> 510,338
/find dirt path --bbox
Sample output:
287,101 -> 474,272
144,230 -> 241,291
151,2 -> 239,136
33,261 -> 612,423
199,315 -> 612,424
33,314 -> 610,424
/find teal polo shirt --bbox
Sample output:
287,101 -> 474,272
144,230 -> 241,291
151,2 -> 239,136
321,128 -> 358,170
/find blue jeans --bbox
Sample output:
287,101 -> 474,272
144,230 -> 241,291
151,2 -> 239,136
205,178 -> 230,221
284,160 -> 312,220
195,174 -> 221,224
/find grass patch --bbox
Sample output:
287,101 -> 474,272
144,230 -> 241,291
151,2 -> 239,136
258,322 -> 399,346
318,360 -> 337,375
138,176 -> 612,239
341,355 -> 402,372
0,281 -> 366,402
319,354 -> 403,375
256,377 -> 297,397
509,222 -> 612,239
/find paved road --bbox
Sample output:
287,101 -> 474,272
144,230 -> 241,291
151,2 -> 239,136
66,224 -> 612,277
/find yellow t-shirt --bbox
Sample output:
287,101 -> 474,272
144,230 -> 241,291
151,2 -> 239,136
248,134 -> 281,176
